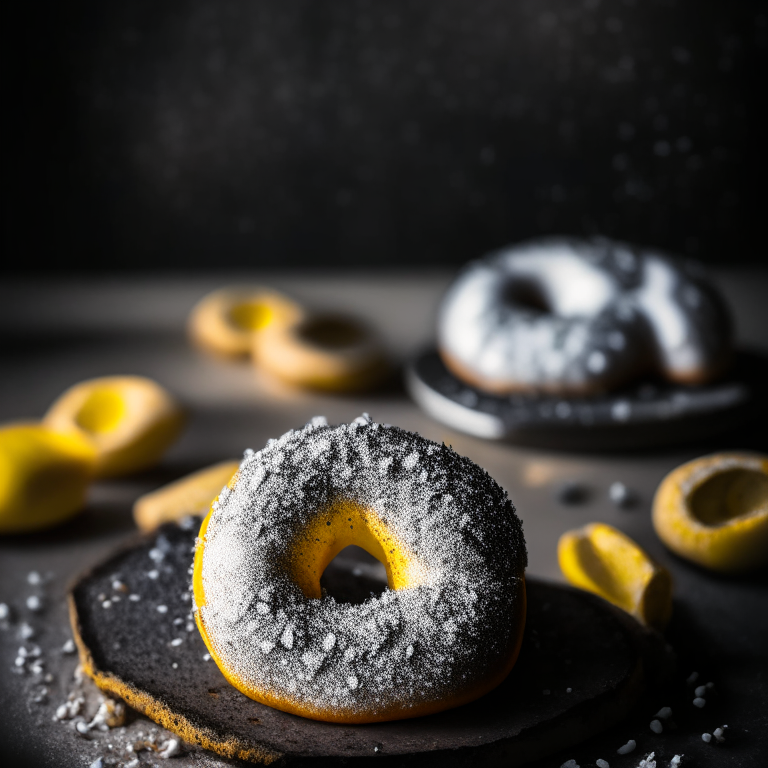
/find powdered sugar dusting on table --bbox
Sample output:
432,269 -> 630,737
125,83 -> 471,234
198,416 -> 527,719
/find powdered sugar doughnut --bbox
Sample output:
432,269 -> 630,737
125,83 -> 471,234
437,238 -> 732,395
193,415 -> 527,723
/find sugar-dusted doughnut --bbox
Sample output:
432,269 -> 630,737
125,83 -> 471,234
193,415 -> 527,723
653,453 -> 768,573
0,423 -> 95,533
133,460 -> 240,532
437,237 -> 732,395
43,376 -> 186,478
254,314 -> 389,392
188,287 -> 302,358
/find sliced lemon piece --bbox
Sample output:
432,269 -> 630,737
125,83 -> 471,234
133,460 -> 240,532
558,522 -> 672,630
43,376 -> 186,478
0,423 -> 96,533
652,453 -> 768,573
188,287 -> 303,358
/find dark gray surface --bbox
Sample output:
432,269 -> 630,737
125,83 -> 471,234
1,273 -> 767,767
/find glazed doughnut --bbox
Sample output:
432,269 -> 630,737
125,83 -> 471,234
193,415 -> 527,723
43,376 -> 186,478
189,287 -> 302,358
437,237 -> 732,395
254,313 -> 389,392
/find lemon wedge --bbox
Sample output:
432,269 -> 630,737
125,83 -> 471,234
0,423 -> 96,533
558,522 -> 672,630
133,460 -> 240,532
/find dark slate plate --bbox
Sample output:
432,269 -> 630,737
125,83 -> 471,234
405,348 -> 768,450
69,523 -> 670,766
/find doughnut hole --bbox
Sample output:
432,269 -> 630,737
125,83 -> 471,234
296,316 -> 367,348
43,376 -> 186,478
319,545 -> 388,605
501,279 -> 551,314
75,388 -> 126,433
558,522 -> 672,630
288,499 -> 423,600
653,454 -> 768,573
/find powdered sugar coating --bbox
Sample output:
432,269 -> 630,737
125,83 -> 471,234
197,416 -> 526,721
437,237 -> 731,394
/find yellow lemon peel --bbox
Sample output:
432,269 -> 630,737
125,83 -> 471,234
133,460 -> 240,532
652,453 -> 768,573
558,522 -> 672,630
43,376 -> 186,478
0,423 -> 96,533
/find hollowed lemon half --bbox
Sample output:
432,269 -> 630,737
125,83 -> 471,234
558,522 -> 672,630
652,453 -> 768,573
43,376 -> 186,478
188,287 -> 303,358
0,423 -> 96,533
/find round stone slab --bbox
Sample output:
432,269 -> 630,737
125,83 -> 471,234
406,348 -> 767,450
70,522 -> 668,766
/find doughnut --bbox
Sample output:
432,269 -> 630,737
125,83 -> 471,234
188,287 -> 302,358
558,522 -> 672,630
437,237 -> 732,395
254,313 -> 389,392
133,460 -> 240,532
193,415 -> 527,723
0,423 -> 95,533
43,376 -> 186,478
653,453 -> 768,573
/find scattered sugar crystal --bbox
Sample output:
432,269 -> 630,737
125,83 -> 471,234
702,733 -> 712,743
102,601 -> 112,609
128,594 -> 141,602
561,760 -> 579,768
611,401 -> 631,421
170,638 -> 183,647
693,697 -> 706,708
62,640 -> 76,654
686,671 -> 699,684
156,605 -> 168,614
694,685 -> 706,697
147,570 -> 159,580
637,753 -> 657,768
617,739 -> 636,755
347,676 -> 359,690
655,707 -> 672,719
0,603 -> 10,620
26,596 -> 43,612
650,719 -> 663,733
202,654 -> 211,661
609,482 -> 635,507
596,760 -> 610,768
19,623 -> 35,639
713,727 -> 725,742
669,757 -> 682,767
27,571 -> 42,585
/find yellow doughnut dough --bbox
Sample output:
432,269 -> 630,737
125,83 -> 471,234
254,313 -> 388,392
558,522 -> 672,630
652,453 -> 768,573
188,287 -> 303,358
43,376 -> 186,478
0,423 -> 96,533
133,460 -> 240,532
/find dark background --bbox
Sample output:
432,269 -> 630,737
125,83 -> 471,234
4,0 -> 767,272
